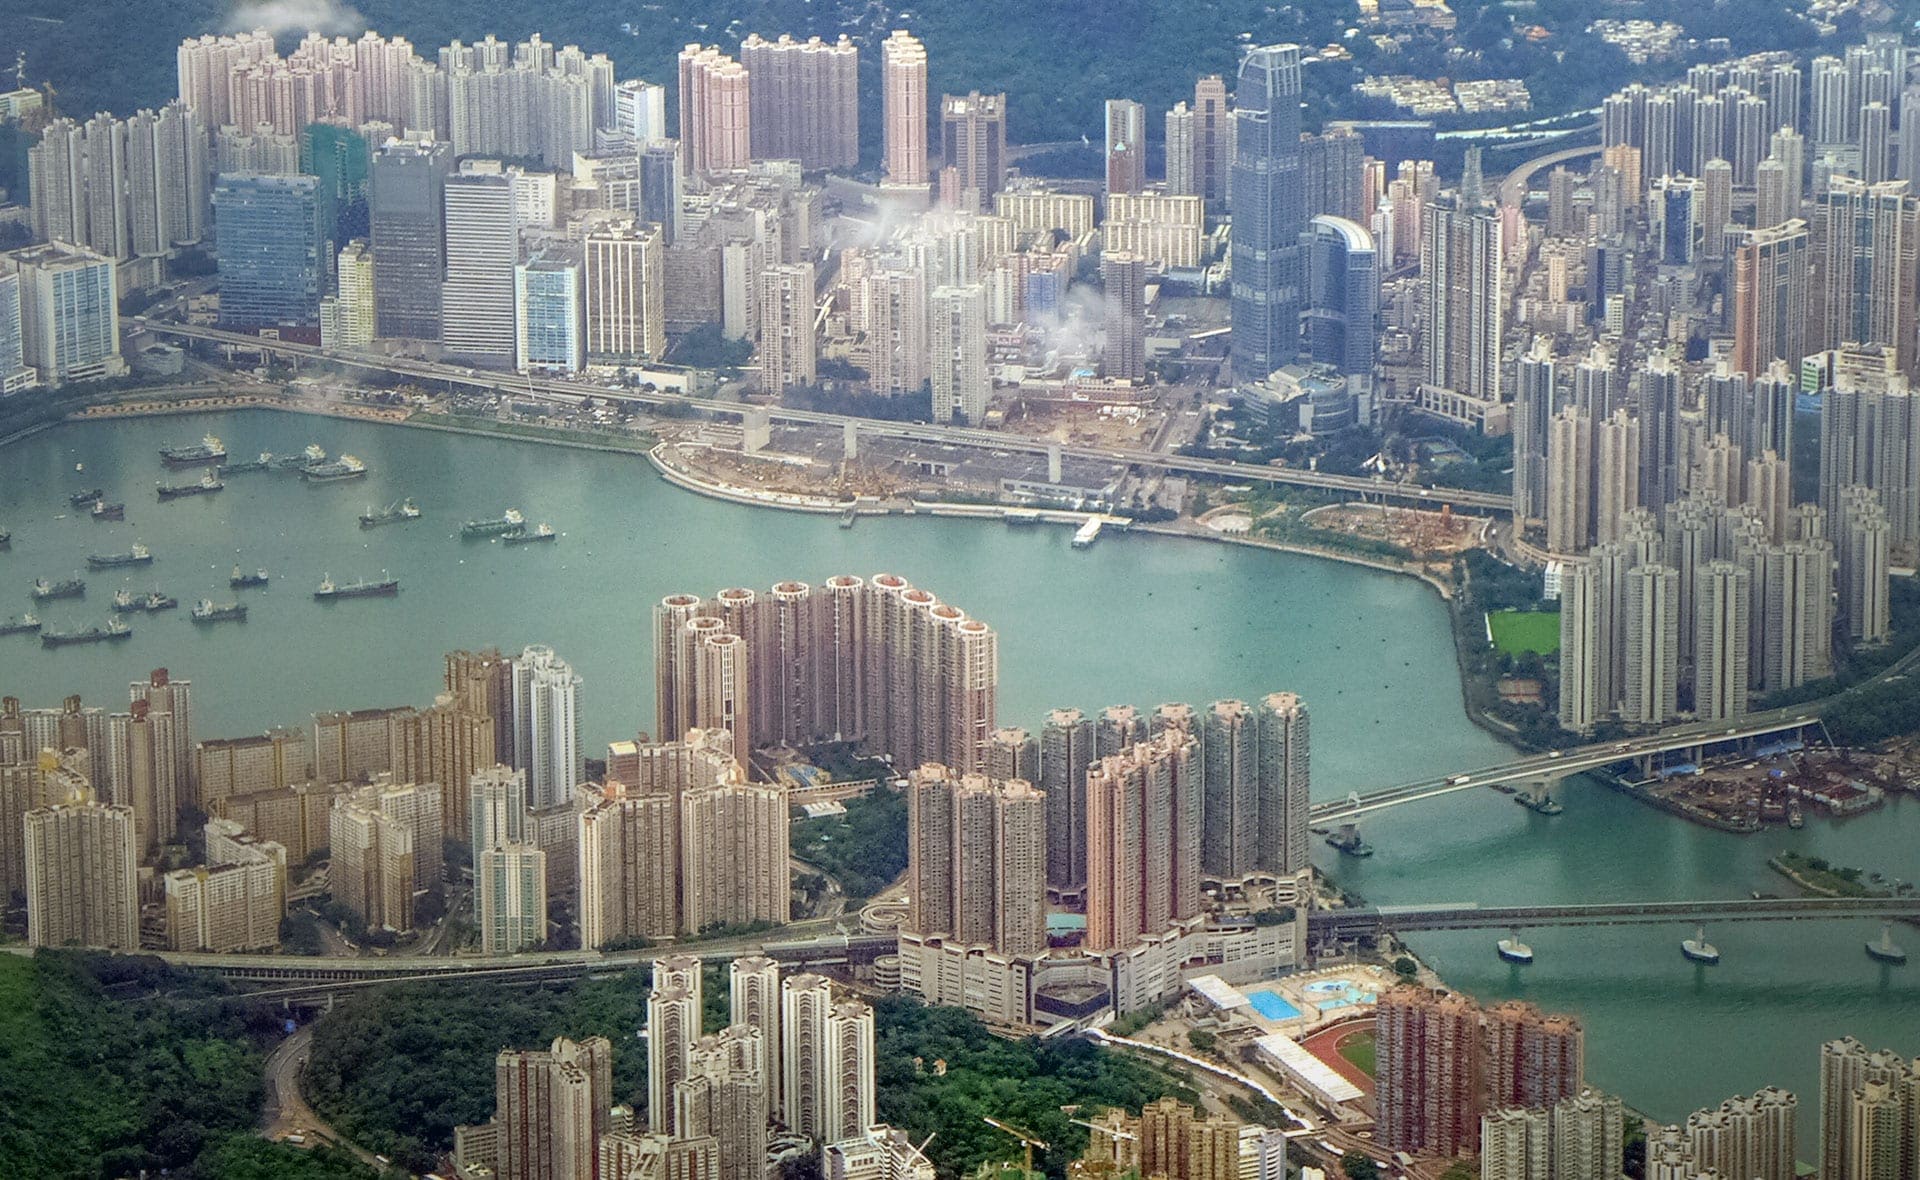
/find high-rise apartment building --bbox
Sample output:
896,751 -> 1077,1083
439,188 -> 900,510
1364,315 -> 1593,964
1102,251 -> 1147,383
780,974 -> 874,1143
1694,560 -> 1753,722
578,730 -> 785,945
1481,1091 -> 1623,1180
213,173 -> 326,330
1105,99 -> 1148,199
1812,179 -> 1919,375
905,765 -> 1047,955
1166,102 -> 1196,196
1040,707 -> 1096,896
328,776 -> 443,933
322,238 -> 376,349
1377,985 -> 1488,1156
1731,220 -> 1811,378
1229,45 -> 1305,378
881,32 -> 929,187
675,1025 -> 769,1180
24,765 -> 139,951
759,262 -> 817,392
679,45 -> 751,178
614,79 -> 669,142
741,34 -> 858,171
1084,728 -> 1203,951
938,93 -> 1009,211
478,843 -> 547,955
164,818 -> 285,952
1421,195 -> 1503,404
511,646 -> 581,812
369,139 -> 453,341
490,1036 -> 613,1180
1196,694 -> 1311,881
1819,1037 -> 1915,1180
929,283 -> 989,423
730,955 -> 784,1123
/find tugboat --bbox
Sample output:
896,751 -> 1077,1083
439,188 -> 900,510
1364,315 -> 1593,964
87,543 -> 153,570
275,444 -> 327,470
41,617 -> 133,647
301,454 -> 368,482
157,471 -> 224,500
217,451 -> 274,476
68,487 -> 104,508
159,434 -> 227,466
358,498 -> 422,528
0,614 -> 41,637
191,599 -> 248,624
230,565 -> 271,589
503,522 -> 557,545
1681,926 -> 1721,964
90,500 -> 125,521
31,576 -> 85,601
462,508 -> 526,538
1866,922 -> 1908,965
314,572 -> 400,600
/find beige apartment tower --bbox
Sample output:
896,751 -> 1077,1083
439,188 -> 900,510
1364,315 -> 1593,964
881,31 -> 929,186
25,773 -> 139,950
678,45 -> 751,177
741,34 -> 858,170
905,765 -> 1047,955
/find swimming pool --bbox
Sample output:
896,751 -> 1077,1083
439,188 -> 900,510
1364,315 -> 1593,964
1302,979 -> 1376,1010
1246,988 -> 1304,1022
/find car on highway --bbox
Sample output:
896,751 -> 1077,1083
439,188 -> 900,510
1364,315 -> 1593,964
1546,750 -> 1563,759
1445,773 -> 1472,784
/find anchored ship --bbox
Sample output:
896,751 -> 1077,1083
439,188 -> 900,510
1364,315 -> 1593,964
462,508 -> 526,538
111,589 -> 177,613
218,451 -> 274,475
275,444 -> 328,470
87,543 -> 153,570
503,523 -> 556,545
157,472 -> 224,500
160,434 -> 227,466
314,573 -> 400,600
90,500 -> 125,521
31,576 -> 85,601
68,487 -> 104,507
359,498 -> 422,528
41,618 -> 133,647
230,566 -> 271,589
301,454 -> 368,482
0,528 -> 9,548
191,599 -> 248,623
0,614 -> 41,637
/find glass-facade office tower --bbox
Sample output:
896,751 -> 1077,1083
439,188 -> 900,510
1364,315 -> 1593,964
369,139 -> 452,341
1229,44 -> 1305,379
213,173 -> 325,329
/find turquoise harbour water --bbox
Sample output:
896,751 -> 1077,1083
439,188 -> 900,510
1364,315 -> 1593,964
2,410 -> 1915,1141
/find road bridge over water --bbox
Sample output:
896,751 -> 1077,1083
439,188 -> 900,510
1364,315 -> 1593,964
1311,896 -> 1920,938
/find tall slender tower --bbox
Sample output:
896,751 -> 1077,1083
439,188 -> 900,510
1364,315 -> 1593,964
881,31 -> 929,187
511,646 -> 581,811
728,955 -> 783,1123
1229,45 -> 1305,378
1040,707 -> 1095,895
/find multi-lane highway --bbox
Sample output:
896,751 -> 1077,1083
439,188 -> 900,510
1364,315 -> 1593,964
132,319 -> 1511,512
1313,896 -> 1920,939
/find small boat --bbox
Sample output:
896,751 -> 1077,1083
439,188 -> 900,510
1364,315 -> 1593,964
111,588 -> 177,613
1497,934 -> 1535,964
230,565 -> 270,589
41,617 -> 133,647
301,454 -> 368,482
503,523 -> 556,545
0,614 -> 41,636
159,434 -> 227,466
358,498 -> 422,528
87,543 -> 153,570
0,528 -> 10,549
1515,794 -> 1565,815
1681,927 -> 1720,964
1072,517 -> 1103,548
840,508 -> 857,528
1325,830 -> 1374,857
191,599 -> 248,623
314,573 -> 400,600
90,500 -> 125,521
217,451 -> 274,475
68,487 -> 104,507
1787,802 -> 1805,829
275,443 -> 328,470
462,509 -> 526,538
157,472 -> 224,500
1866,923 -> 1907,965
31,576 -> 85,601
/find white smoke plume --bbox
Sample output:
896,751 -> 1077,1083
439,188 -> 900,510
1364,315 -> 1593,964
225,0 -> 367,36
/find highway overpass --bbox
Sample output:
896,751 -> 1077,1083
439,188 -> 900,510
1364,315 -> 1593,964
1311,710 -> 1824,824
131,320 -> 1511,513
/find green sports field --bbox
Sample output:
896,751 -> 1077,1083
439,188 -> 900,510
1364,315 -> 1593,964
1487,610 -> 1561,656
1337,1030 -> 1377,1076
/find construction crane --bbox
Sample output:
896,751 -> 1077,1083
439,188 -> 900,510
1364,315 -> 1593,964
1070,1117 -> 1136,1143
982,1116 -> 1048,1179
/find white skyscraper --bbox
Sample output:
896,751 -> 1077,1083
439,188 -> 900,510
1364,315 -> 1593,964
442,161 -> 520,366
511,646 -> 581,810
477,843 -> 546,953
929,283 -> 988,424
615,80 -> 669,142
